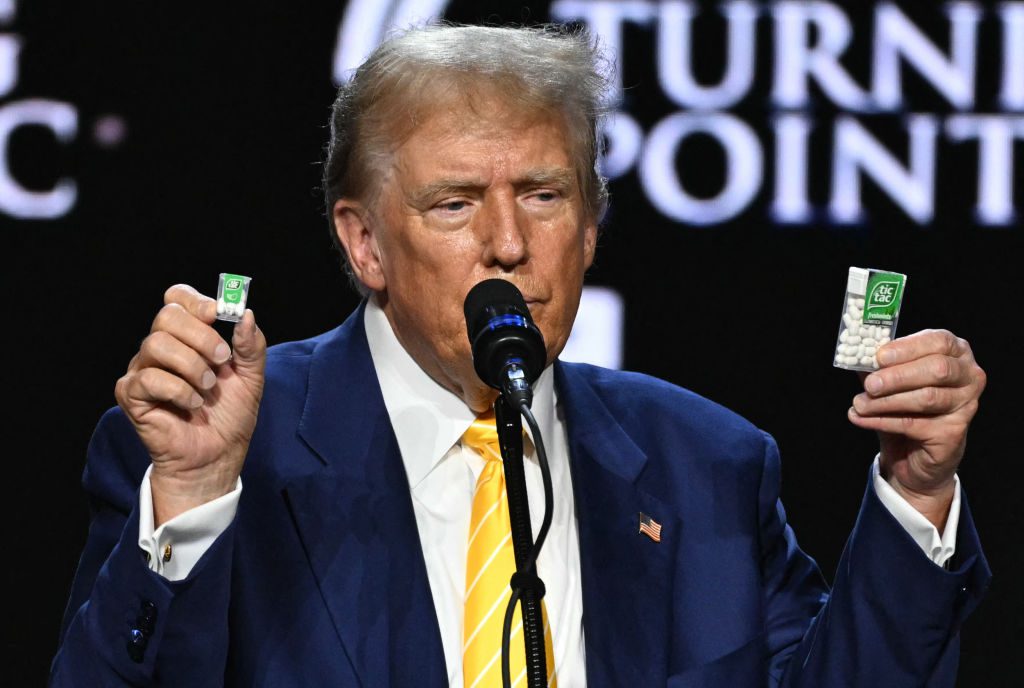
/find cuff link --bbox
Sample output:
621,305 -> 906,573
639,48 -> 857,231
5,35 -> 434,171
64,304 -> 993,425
162,544 -> 172,562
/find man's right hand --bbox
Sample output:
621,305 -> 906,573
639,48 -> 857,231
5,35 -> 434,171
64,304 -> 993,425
115,284 -> 267,526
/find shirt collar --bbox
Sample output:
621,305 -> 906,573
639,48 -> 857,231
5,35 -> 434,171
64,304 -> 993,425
363,297 -> 557,489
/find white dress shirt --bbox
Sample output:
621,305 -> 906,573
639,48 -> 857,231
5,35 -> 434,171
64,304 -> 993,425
362,298 -> 586,686
137,298 -> 961,684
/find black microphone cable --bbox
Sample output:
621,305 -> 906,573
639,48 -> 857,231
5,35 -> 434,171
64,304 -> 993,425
500,402 -> 555,688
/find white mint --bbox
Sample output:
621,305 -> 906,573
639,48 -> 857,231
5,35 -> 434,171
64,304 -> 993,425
836,287 -> 897,371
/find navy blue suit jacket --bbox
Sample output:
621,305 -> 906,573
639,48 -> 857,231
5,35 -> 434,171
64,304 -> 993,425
52,305 -> 990,686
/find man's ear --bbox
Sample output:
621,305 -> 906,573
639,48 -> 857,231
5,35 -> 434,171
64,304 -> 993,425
333,199 -> 386,292
582,219 -> 598,271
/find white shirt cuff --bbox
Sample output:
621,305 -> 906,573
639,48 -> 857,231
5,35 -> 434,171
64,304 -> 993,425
137,464 -> 242,581
871,456 -> 960,568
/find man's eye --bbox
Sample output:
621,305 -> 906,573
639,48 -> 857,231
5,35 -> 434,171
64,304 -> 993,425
438,200 -> 468,212
531,191 -> 559,203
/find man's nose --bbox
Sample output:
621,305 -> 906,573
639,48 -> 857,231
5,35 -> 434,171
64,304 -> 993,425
480,194 -> 528,269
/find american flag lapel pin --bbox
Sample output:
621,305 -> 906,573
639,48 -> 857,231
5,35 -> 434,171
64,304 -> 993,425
638,512 -> 662,543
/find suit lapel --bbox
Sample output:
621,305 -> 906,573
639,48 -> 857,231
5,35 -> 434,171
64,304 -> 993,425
556,363 -> 680,687
276,315 -> 683,685
283,304 -> 447,686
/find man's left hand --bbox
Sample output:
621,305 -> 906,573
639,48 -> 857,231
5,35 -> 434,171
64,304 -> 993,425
847,329 -> 986,530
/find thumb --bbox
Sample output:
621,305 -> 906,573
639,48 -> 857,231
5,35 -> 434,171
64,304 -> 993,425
231,309 -> 267,376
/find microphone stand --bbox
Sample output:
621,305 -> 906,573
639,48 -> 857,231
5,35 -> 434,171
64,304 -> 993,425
494,395 -> 549,688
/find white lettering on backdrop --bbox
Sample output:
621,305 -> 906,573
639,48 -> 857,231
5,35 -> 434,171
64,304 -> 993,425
334,0 -> 1024,227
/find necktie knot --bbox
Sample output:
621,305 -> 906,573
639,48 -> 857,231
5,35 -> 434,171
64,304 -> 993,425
461,411 -> 501,462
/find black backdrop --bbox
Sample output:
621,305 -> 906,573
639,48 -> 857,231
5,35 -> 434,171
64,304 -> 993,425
3,1 -> 1022,684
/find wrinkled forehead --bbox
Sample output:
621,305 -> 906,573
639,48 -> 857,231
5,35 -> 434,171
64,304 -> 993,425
362,80 -> 573,194
384,74 -> 568,151
388,110 -> 578,198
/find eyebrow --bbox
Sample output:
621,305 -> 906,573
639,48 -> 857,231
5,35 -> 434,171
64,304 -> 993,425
514,168 -> 576,190
408,180 -> 486,207
408,168 -> 576,206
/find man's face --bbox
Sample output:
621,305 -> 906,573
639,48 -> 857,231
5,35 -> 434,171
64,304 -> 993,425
335,96 -> 597,411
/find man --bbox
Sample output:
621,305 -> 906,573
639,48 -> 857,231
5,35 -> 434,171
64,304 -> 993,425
52,25 -> 989,687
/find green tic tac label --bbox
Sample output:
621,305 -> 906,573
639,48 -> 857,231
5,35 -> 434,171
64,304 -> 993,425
223,273 -> 246,304
863,271 -> 906,325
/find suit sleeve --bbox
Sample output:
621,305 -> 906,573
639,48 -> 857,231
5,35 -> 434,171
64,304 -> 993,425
756,433 -> 991,687
50,408 -> 237,688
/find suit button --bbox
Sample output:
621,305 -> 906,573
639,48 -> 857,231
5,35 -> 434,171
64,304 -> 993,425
137,601 -> 158,636
127,628 -> 147,663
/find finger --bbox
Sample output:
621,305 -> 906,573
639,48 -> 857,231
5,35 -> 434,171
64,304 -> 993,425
852,384 -> 971,418
119,367 -> 204,412
230,309 -> 267,374
863,352 -> 970,397
150,302 -> 232,366
135,330 -> 219,393
163,284 -> 218,324
875,329 -> 969,368
847,405 -> 970,442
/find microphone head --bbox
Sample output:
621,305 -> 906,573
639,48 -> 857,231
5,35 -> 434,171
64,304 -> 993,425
464,279 -> 546,390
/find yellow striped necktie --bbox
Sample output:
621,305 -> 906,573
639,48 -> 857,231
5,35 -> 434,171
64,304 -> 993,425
461,411 -> 556,688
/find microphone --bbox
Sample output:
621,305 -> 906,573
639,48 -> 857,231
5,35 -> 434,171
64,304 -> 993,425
464,279 -> 546,409
465,279 -> 555,687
